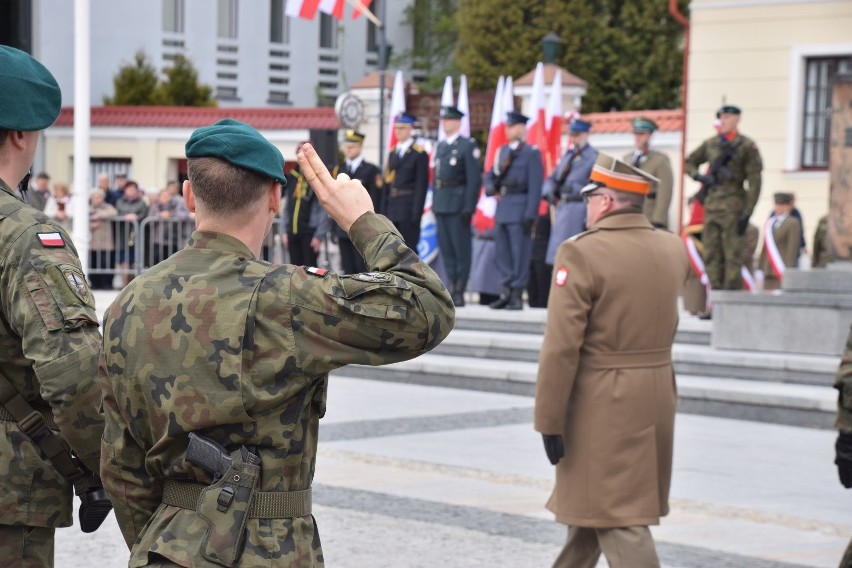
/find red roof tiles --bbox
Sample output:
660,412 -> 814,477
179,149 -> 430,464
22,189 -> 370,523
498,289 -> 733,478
54,106 -> 340,130
583,109 -> 683,134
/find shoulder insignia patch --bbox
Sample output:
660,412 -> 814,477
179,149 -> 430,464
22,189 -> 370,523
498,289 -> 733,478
349,272 -> 391,283
306,266 -> 329,277
554,266 -> 570,287
472,147 -> 481,160
59,264 -> 91,304
37,232 -> 65,247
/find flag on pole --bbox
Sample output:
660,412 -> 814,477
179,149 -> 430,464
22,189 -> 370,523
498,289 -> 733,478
473,76 -> 507,234
458,75 -> 471,137
386,70 -> 406,153
525,62 -> 548,171
351,0 -> 373,18
544,69 -> 563,176
319,0 -> 345,19
286,0 -> 322,19
437,76 -> 454,142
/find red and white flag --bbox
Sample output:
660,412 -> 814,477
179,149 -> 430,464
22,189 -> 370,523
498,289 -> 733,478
319,0 -> 345,19
351,0 -> 373,18
386,70 -> 406,153
473,76 -> 507,234
437,76 -> 454,142
286,0 -> 321,19
458,75 -> 471,137
525,62 -> 548,171
544,69 -> 563,176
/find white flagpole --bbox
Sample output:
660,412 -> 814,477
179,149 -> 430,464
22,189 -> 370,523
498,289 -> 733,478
72,0 -> 91,275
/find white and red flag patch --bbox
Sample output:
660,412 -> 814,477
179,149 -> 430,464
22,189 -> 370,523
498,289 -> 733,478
554,266 -> 569,287
37,232 -> 65,247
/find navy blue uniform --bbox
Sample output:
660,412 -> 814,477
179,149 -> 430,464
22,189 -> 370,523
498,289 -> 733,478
334,158 -> 382,274
433,135 -> 481,295
484,142 -> 544,290
384,142 -> 429,250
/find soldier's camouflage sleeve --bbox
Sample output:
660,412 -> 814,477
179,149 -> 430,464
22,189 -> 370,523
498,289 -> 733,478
743,140 -> 763,216
282,212 -> 454,375
684,139 -> 709,179
836,322 -> 852,433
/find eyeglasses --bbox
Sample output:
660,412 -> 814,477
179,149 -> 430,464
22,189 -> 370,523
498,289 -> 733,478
582,192 -> 607,204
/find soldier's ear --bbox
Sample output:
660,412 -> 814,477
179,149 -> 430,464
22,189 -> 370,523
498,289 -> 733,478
268,181 -> 282,214
183,181 -> 197,213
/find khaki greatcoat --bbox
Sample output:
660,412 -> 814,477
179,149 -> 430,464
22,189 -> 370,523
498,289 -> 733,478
623,150 -> 674,229
534,209 -> 690,528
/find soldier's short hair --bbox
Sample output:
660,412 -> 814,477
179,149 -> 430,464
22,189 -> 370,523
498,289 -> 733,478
188,157 -> 272,215
610,189 -> 645,209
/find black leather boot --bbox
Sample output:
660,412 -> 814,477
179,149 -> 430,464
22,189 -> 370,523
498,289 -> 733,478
489,287 -> 511,310
453,279 -> 466,307
505,287 -> 523,310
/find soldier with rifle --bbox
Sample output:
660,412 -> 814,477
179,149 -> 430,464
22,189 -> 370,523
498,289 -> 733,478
484,111 -> 544,310
0,45 -> 110,566
685,105 -> 762,315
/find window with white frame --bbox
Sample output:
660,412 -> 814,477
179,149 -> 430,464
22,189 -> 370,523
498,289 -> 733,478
319,13 -> 338,49
802,56 -> 852,168
163,0 -> 184,33
218,0 -> 238,39
270,0 -> 290,44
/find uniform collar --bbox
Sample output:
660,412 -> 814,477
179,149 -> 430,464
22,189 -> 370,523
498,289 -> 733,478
593,208 -> 652,230
445,133 -> 460,146
397,138 -> 414,155
0,178 -> 21,201
347,155 -> 364,171
185,230 -> 256,259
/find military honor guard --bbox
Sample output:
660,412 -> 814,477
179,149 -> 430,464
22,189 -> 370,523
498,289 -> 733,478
334,129 -> 383,274
433,105 -> 482,306
624,116 -> 674,229
283,141 -> 330,267
685,105 -> 763,305
384,112 -> 429,250
542,118 -> 598,268
758,192 -> 802,290
484,111 -> 544,310
535,153 -> 689,568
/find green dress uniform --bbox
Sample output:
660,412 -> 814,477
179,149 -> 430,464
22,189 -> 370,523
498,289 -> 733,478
99,120 -> 454,568
433,131 -> 481,305
685,131 -> 762,290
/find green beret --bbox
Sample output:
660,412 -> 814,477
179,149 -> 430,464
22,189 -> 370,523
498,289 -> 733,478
632,117 -> 658,133
0,45 -> 61,131
185,119 -> 287,186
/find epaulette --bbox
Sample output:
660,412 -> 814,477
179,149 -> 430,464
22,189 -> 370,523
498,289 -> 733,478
412,144 -> 425,153
567,226 -> 600,242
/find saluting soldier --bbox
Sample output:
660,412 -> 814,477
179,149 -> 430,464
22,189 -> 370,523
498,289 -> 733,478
624,116 -> 674,229
333,129 -> 383,274
98,120 -> 454,567
535,153 -> 689,568
758,192 -> 802,290
0,46 -> 105,566
384,112 -> 429,250
484,111 -> 544,310
433,105 -> 482,306
542,118 -> 598,268
685,105 -> 763,306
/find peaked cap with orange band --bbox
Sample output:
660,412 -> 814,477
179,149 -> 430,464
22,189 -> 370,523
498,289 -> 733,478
580,153 -> 660,196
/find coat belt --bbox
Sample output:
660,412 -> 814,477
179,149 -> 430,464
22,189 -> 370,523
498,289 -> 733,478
581,347 -> 672,369
162,479 -> 312,519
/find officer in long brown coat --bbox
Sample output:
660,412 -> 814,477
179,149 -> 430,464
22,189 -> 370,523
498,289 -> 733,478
623,117 -> 673,229
535,153 -> 690,568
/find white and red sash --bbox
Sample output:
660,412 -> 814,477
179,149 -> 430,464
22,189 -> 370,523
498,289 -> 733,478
683,233 -> 708,286
763,217 -> 786,281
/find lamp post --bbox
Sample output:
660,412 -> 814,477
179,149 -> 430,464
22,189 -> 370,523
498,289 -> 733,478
542,32 -> 562,65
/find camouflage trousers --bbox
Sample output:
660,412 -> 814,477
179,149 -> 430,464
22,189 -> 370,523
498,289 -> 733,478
704,211 -> 743,290
0,524 -> 54,568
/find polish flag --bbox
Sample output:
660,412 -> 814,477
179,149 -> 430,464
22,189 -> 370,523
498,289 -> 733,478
351,0 -> 373,18
386,70 -> 406,153
473,76 -> 507,234
544,69 -> 563,176
437,76 -> 454,142
286,0 -> 321,19
319,0 -> 345,19
525,62 -> 548,171
458,75 -> 471,137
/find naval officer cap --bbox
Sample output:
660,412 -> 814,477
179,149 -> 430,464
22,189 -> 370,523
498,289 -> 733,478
0,45 -> 62,131
185,118 -> 287,186
716,105 -> 741,118
569,118 -> 592,133
632,116 -> 658,133
344,129 -> 366,144
505,110 -> 530,125
440,105 -> 465,120
580,153 -> 659,196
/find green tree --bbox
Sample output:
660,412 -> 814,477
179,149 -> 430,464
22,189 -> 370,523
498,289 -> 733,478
157,55 -> 216,107
104,50 -> 216,107
395,0 -> 459,91
103,51 -> 162,105
454,0 -> 688,112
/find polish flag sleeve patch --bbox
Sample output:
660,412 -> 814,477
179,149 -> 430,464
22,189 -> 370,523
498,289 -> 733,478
554,266 -> 570,287
306,266 -> 329,277
37,232 -> 65,247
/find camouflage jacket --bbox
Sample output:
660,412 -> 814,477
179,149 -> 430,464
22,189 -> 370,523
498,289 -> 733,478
685,133 -> 763,215
837,323 -> 852,433
100,212 -> 454,567
0,179 -> 103,528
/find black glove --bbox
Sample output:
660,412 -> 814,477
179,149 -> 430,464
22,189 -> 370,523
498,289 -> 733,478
522,218 -> 535,234
542,434 -> 564,465
693,174 -> 715,187
461,212 -> 472,226
836,432 -> 852,488
736,214 -> 750,236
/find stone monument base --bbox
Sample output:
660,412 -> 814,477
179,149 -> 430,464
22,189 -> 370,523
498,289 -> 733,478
711,264 -> 852,356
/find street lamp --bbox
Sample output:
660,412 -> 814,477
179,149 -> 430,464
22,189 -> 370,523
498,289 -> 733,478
542,32 -> 562,64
